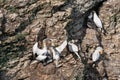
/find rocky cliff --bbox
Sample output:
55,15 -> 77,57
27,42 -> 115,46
0,0 -> 120,80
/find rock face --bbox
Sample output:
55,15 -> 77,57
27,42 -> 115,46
0,0 -> 120,80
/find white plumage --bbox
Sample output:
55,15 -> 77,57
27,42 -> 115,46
88,11 -> 103,31
68,40 -> 80,59
92,46 -> 103,62
33,42 -> 39,55
56,40 -> 67,53
36,54 -> 47,61
93,11 -> 103,29
92,50 -> 100,62
32,42 -> 47,56
32,39 -> 51,61
50,39 -> 67,67
50,46 -> 60,67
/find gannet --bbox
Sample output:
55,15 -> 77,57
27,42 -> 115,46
32,38 -> 51,56
92,46 -> 103,62
32,38 -> 52,64
88,11 -> 103,31
67,40 -> 80,59
50,39 -> 67,67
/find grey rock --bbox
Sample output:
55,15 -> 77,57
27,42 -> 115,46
8,13 -> 18,22
16,0 -> 29,8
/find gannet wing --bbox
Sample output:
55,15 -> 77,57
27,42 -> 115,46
93,11 -> 103,29
56,40 -> 67,53
68,43 -> 78,52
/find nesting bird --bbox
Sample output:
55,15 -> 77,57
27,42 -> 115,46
33,39 -> 50,55
88,11 -> 103,31
67,40 -> 81,59
92,46 -> 104,62
50,39 -> 67,67
32,38 -> 52,65
32,41 -> 47,64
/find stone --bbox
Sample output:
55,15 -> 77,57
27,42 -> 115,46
0,10 -> 4,18
7,59 -> 19,68
8,13 -> 18,21
23,60 -> 31,68
0,40 -> 1,44
0,10 -> 4,26
0,31 -> 2,35
16,0 -> 29,8
31,27 -> 40,35
38,64 -> 56,75
30,60 -> 38,65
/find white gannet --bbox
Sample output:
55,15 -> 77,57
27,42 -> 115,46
32,42 -> 47,65
33,38 -> 50,56
92,46 -> 103,62
32,38 -> 52,63
50,39 -> 67,67
88,11 -> 103,31
67,40 -> 80,59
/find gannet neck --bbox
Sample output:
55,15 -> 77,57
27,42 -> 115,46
51,40 -> 55,47
43,39 -> 47,49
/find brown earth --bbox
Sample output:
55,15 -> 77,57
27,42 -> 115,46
0,0 -> 120,80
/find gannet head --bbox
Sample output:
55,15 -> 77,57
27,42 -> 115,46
49,38 -> 56,46
88,11 -> 98,19
88,12 -> 93,19
96,46 -> 104,54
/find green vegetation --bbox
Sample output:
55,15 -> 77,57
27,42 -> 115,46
14,33 -> 25,41
0,45 -> 26,67
0,0 -> 7,3
6,6 -> 18,13
0,33 -> 27,67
